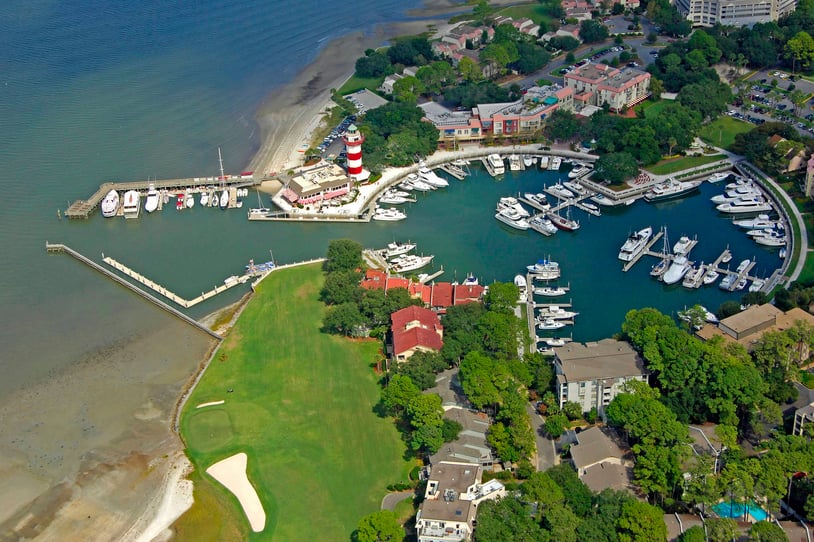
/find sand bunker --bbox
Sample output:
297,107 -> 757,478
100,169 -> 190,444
196,400 -> 225,408
206,452 -> 265,532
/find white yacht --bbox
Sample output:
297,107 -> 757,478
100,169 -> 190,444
122,190 -> 140,219
497,196 -> 530,217
673,235 -> 693,255
537,306 -> 579,320
539,156 -> 550,169
373,207 -> 407,221
682,264 -> 705,289
144,184 -> 160,213
568,163 -> 591,178
219,189 -> 230,209
662,255 -> 691,285
508,154 -> 522,171
703,269 -> 719,285
528,215 -> 558,236
382,241 -> 416,258
184,188 -> 195,209
716,197 -> 772,214
522,192 -> 550,211
562,180 -> 587,195
527,259 -> 560,274
733,214 -> 776,229
494,208 -> 530,230
483,154 -> 505,177
755,232 -> 786,246
547,181 -> 575,200
706,172 -> 731,183
749,278 -> 765,292
417,163 -> 449,188
534,285 -> 569,297
719,272 -> 737,291
200,190 -> 209,207
643,179 -> 702,202
548,156 -> 562,171
100,189 -> 119,218
391,254 -> 433,273
711,185 -> 760,204
736,259 -> 751,273
617,226 -> 653,262
537,318 -> 566,330
523,155 -> 534,168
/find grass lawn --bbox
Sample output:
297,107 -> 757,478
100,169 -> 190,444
699,117 -> 752,150
646,154 -> 726,175
177,263 -> 411,542
497,4 -> 552,25
338,75 -> 384,95
635,100 -> 668,119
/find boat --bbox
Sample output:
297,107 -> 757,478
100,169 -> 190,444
746,228 -> 777,238
703,269 -> 719,285
643,178 -> 702,202
673,235 -> 693,255
591,193 -> 624,207
522,192 -> 550,211
736,259 -> 751,273
382,241 -> 416,258
176,193 -> 184,210
219,189 -> 229,209
682,264 -> 705,288
391,254 -> 434,273
461,273 -> 479,286
527,259 -> 560,274
144,184 -> 159,213
548,207 -> 580,232
514,274 -> 528,302
373,207 -> 407,221
711,185 -> 760,204
779,248 -> 787,259
494,208 -> 530,230
483,154 -> 505,177
497,196 -> 530,217
508,154 -> 522,171
200,190 -> 209,207
539,156 -> 550,169
549,156 -> 562,171
537,306 -> 579,320
733,214 -> 776,229
755,232 -> 786,246
533,285 -> 569,297
662,255 -> 691,285
580,201 -> 600,214
715,197 -> 772,214
379,192 -> 415,205
185,189 -> 194,209
650,259 -> 669,277
209,190 -> 218,207
563,180 -> 587,195
537,318 -> 566,330
618,226 -> 653,262
528,215 -> 558,236
719,272 -> 737,291
749,278 -> 765,292
568,164 -> 591,178
547,181 -> 575,200
523,155 -> 534,168
544,337 -> 567,347
706,172 -> 731,183
721,249 -> 732,264
417,163 -> 449,188
735,278 -> 749,291
100,189 -> 119,218
122,190 -> 140,219
406,175 -> 434,191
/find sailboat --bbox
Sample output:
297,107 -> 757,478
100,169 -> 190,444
548,201 -> 580,231
650,226 -> 670,277
217,147 -> 229,209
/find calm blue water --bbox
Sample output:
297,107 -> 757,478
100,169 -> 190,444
0,0 -> 784,398
713,500 -> 769,521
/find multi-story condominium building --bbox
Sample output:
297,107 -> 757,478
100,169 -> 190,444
673,0 -> 796,26
564,63 -> 651,112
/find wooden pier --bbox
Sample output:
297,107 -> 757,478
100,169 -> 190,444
419,269 -> 445,283
65,175 -> 258,219
437,164 -> 467,180
45,243 -> 222,339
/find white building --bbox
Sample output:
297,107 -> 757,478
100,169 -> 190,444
554,339 -> 648,416
673,0 -> 796,26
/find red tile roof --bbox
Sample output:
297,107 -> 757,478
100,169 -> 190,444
386,277 -> 410,291
393,326 -> 444,356
391,305 -> 443,356
430,282 -> 453,307
453,284 -> 485,304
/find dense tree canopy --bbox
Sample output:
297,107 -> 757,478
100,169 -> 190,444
594,152 -> 639,184
354,510 -> 404,542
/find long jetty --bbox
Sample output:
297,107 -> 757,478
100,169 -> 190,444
45,242 -> 222,339
65,175 -> 259,219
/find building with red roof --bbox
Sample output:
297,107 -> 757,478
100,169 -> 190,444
391,306 -> 444,363
454,284 -> 485,305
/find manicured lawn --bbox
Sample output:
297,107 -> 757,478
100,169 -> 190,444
498,4 -> 551,24
699,117 -> 752,150
635,100 -> 668,119
646,154 -> 727,175
338,75 -> 384,95
178,263 -> 411,542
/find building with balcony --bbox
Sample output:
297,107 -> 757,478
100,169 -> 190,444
280,162 -> 351,205
672,0 -> 796,26
554,339 -> 648,416
564,64 -> 651,112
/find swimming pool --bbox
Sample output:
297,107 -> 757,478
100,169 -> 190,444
713,501 -> 769,521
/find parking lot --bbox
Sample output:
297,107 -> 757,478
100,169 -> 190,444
738,69 -> 814,136
316,114 -> 357,157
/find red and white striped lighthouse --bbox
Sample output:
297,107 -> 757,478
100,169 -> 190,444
342,124 -> 369,181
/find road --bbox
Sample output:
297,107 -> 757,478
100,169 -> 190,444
525,401 -> 559,472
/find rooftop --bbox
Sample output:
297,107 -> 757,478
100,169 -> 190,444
427,462 -> 480,496
555,339 -> 647,382
570,426 -> 629,469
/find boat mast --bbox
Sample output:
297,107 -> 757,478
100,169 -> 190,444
218,147 -> 226,187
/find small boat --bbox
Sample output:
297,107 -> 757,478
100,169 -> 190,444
673,235 -> 692,255
736,278 -> 749,291
185,189 -> 194,209
682,264 -> 705,289
719,272 -> 737,291
548,208 -> 580,232
537,306 -> 579,320
618,226 -> 653,262
373,207 -> 407,221
176,193 -> 184,210
736,259 -> 751,273
539,156 -> 550,169
508,154 -> 522,171
497,196 -> 530,217
534,285 -> 569,297
721,249 -> 732,264
563,180 -> 587,195
779,248 -> 787,259
749,278 -> 765,292
495,208 -> 530,230
382,241 -> 416,258
379,193 -> 415,205
460,273 -> 479,286
580,201 -> 600,213
537,318 -> 566,330
101,189 -> 119,218
591,193 -> 623,207
528,215 -> 558,236
527,259 -> 560,274
706,172 -> 731,183
644,178 -> 702,202
522,192 -> 550,211
200,190 -> 209,207
703,269 -> 719,285
650,259 -> 669,277
122,190 -> 140,219
144,184 -> 160,213
662,255 -> 691,285
548,181 -> 575,200
523,155 -> 534,168
544,337 -> 567,347
549,156 -> 562,171
220,189 -> 229,209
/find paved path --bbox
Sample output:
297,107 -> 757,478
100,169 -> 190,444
525,401 -> 559,472
381,491 -> 414,511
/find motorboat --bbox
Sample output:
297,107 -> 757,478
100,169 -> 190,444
749,278 -> 765,292
495,208 -> 530,230
514,274 -> 527,302
580,201 -> 600,215
391,254 -> 434,273
721,249 -> 732,264
523,155 -> 534,168
711,185 -> 760,204
568,164 -> 591,178
509,154 -> 522,171
534,285 -> 569,297
483,154 -> 505,177
497,196 -> 530,217
544,337 -> 567,347
716,197 -> 773,214
563,180 -> 587,195
404,174 -> 434,192
527,259 -> 560,274
548,208 -> 580,232
662,255 -> 691,285
528,215 -> 558,236
746,228 -> 777,238
537,318 -> 566,330
719,272 -> 736,290
549,156 -> 562,171
736,259 -> 751,273
460,273 -> 479,286
522,192 -> 550,211
591,193 -> 624,207
539,156 -> 550,169
537,306 -> 579,320
379,194 -> 413,205
122,190 -> 140,219
417,163 -> 449,188
209,190 -> 218,207
779,248 -> 787,259
755,232 -> 786,246
736,278 -> 749,291
220,189 -> 229,209
643,178 -> 702,202
382,241 -> 416,258
618,226 -> 653,262
176,193 -> 184,210
650,258 -> 669,277
706,172 -> 731,183
673,235 -> 693,255
547,181 -> 575,200
703,269 -> 719,285
373,207 -> 407,221
144,184 -> 160,213
100,189 -> 119,218
184,189 -> 194,209
682,264 -> 705,289
733,214 -> 776,229
200,190 -> 209,207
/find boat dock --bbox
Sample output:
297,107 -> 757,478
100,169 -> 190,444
622,230 -> 664,272
519,196 -> 550,213
45,242 -> 222,339
533,301 -> 573,309
437,164 -> 467,180
65,175 -> 258,219
419,269 -> 445,283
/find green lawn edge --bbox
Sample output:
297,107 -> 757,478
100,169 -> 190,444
177,263 -> 411,542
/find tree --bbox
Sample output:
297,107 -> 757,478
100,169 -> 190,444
616,500 -> 667,542
483,282 -> 519,313
706,518 -> 738,542
323,302 -> 364,336
785,31 -> 814,72
545,109 -> 581,142
545,412 -> 569,438
321,269 -> 362,305
677,526 -> 706,542
458,56 -> 483,82
395,351 -> 447,390
515,42 -> 551,74
678,80 -> 732,120
549,35 -> 581,51
594,152 -> 639,184
649,77 -> 664,101
407,393 -> 444,452
354,510 -> 404,542
612,2 -> 625,14
381,374 -> 421,416
480,43 -> 511,79
562,401 -> 584,420
355,51 -> 393,78
392,75 -> 425,103
547,464 -> 594,517
522,472 -> 565,513
749,521 -> 790,541
542,504 -> 580,542
473,497 -> 547,541
579,20 -> 610,43
324,239 -> 363,273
